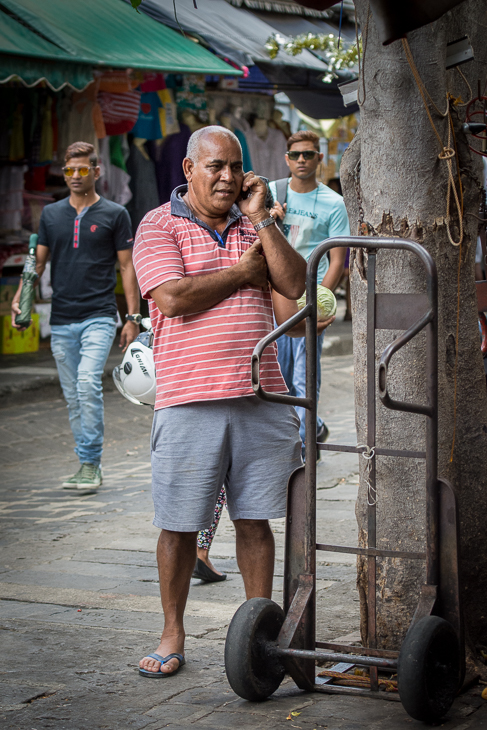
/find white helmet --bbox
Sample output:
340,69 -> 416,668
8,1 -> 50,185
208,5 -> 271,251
113,330 -> 156,407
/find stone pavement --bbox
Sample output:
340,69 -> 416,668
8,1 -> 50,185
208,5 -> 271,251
1,351 -> 486,729
0,344 -> 123,409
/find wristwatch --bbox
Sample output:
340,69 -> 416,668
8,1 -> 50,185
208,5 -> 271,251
253,217 -> 275,232
125,313 -> 142,325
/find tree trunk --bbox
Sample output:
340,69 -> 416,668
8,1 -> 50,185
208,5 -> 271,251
340,0 -> 487,667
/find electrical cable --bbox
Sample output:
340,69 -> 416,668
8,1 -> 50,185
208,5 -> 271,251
337,0 -> 344,49
355,4 -> 370,107
465,94 -> 487,157
172,0 -> 187,37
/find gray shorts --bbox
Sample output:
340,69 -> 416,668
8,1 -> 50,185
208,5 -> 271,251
150,396 -> 302,531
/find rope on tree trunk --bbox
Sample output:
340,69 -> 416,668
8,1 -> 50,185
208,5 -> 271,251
402,39 -> 468,460
402,38 -> 464,247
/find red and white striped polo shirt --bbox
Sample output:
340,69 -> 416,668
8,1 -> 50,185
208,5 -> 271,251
133,187 -> 286,410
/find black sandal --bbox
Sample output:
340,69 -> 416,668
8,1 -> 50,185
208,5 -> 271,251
192,558 -> 227,582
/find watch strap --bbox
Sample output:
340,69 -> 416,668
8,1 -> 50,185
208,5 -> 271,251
126,313 -> 142,324
253,217 -> 275,232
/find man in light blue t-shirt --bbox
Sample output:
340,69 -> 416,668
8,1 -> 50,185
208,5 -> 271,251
269,130 -> 350,454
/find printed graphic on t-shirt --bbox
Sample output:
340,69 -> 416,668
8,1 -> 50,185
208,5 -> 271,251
283,213 -> 317,250
269,179 -> 350,285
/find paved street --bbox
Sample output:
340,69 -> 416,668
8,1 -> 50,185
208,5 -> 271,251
1,353 -> 486,729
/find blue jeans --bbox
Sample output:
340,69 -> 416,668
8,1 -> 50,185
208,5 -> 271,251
51,317 -> 117,465
276,331 -> 325,444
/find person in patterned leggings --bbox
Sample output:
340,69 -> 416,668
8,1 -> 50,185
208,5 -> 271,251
193,487 -> 227,582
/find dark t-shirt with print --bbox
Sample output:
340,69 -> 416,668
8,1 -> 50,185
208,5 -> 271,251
38,196 -> 133,325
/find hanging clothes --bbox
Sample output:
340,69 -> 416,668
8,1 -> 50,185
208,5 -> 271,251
157,88 -> 180,137
97,70 -> 140,93
52,98 -> 59,161
151,123 -> 191,205
92,101 -> 107,140
98,90 -> 141,136
234,128 -> 252,173
98,137 -> 132,207
0,165 -> 27,231
126,140 -> 160,231
109,135 -> 128,172
131,92 -> 163,140
59,96 -> 99,158
29,94 -> 43,165
9,103 -> 24,162
39,96 -> 53,163
140,72 -> 166,92
175,74 -> 207,120
244,125 -> 288,181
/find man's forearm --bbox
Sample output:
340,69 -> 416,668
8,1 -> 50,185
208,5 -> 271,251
321,249 -> 347,291
151,265 -> 248,318
120,263 -> 140,315
252,220 -> 306,300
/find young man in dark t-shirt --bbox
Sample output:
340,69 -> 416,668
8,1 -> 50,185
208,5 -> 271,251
12,141 -> 140,491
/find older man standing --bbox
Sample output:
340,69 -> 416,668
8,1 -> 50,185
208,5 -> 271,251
134,126 -> 306,678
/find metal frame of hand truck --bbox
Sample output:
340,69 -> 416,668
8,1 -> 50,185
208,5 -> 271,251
247,235 -> 464,710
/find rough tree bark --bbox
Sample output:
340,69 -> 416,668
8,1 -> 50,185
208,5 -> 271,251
340,0 -> 487,668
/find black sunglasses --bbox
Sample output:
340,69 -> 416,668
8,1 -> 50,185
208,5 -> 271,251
287,150 -> 319,161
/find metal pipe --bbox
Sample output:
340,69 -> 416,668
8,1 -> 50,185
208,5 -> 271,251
251,304 -> 312,408
274,647 -> 398,670
316,543 -> 426,560
318,444 -> 426,459
313,684 -> 401,701
302,245 -> 318,680
366,251 -> 378,691
315,641 -> 399,659
305,257 -> 318,574
425,249 -> 439,587
378,310 -> 434,416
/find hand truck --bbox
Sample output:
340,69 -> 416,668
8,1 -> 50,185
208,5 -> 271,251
224,236 -> 464,723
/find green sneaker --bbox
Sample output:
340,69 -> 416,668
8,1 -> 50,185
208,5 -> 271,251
62,463 -> 102,491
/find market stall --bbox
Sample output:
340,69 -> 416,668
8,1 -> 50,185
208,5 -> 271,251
0,0 -> 239,353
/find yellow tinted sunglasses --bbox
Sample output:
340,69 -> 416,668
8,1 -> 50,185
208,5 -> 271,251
62,166 -> 94,177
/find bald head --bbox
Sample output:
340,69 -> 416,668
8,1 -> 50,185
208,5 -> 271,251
186,126 -> 242,164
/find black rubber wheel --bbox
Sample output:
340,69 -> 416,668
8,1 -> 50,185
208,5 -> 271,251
398,615 -> 461,723
224,597 -> 286,701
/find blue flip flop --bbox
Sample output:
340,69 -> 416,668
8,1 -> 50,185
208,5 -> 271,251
139,652 -> 185,678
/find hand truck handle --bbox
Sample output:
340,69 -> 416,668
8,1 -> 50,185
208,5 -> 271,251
378,309 -> 435,417
251,304 -> 313,409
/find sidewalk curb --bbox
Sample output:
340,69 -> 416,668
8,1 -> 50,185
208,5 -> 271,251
0,321 -> 353,407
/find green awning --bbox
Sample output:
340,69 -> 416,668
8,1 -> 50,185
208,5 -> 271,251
0,10 -> 94,90
1,0 -> 240,75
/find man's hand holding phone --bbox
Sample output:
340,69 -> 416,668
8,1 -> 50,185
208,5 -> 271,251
238,172 -> 269,225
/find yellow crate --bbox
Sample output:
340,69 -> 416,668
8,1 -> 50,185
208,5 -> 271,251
0,313 -> 40,354
0,277 -> 20,315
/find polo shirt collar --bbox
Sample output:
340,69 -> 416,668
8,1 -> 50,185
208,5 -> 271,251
170,185 -> 242,247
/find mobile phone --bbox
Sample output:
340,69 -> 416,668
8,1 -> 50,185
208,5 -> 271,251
239,176 -> 270,201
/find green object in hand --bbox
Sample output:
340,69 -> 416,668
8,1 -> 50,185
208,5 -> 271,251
297,284 -> 337,321
15,234 -> 38,329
